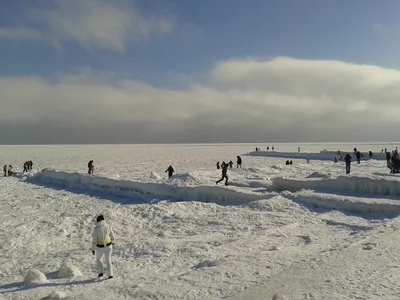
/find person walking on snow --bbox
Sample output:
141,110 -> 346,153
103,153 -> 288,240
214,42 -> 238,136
92,214 -> 115,279
237,156 -> 242,168
216,161 -> 229,185
344,153 -> 352,174
165,165 -> 174,178
3,165 -> 7,177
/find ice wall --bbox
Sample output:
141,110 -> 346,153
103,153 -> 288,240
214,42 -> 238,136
29,169 -> 264,204
273,175 -> 400,196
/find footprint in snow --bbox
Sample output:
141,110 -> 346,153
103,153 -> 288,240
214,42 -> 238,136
192,259 -> 223,270
298,235 -> 312,245
362,242 -> 377,250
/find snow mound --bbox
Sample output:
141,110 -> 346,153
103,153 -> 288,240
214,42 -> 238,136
247,196 -> 301,213
170,172 -> 199,183
270,165 -> 285,170
42,291 -> 67,300
58,262 -> 82,278
247,167 -> 264,173
282,190 -> 400,215
305,172 -> 331,179
150,171 -> 161,180
273,175 -> 400,196
28,169 -> 264,204
23,269 -> 47,284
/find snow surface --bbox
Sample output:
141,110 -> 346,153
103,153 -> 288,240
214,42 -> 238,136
1,143 -> 400,300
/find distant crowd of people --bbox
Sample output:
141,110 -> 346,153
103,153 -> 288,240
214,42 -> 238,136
23,161 -> 33,172
4,146 -> 400,181
255,146 -> 275,152
332,147 -> 400,174
3,160 -> 33,177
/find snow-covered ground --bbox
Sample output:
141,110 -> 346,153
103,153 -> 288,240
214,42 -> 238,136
1,143 -> 400,300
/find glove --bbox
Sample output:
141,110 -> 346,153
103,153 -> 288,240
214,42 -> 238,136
92,251 -> 95,255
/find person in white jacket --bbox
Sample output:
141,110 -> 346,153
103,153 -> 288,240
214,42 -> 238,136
91,215 -> 115,278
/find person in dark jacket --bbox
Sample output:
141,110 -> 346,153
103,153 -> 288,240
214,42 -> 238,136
389,156 -> 400,174
344,153 -> 352,174
228,160 -> 233,168
7,165 -> 13,176
88,160 -> 94,174
237,156 -> 242,168
216,162 -> 229,185
356,151 -> 361,164
165,165 -> 174,178
3,165 -> 7,177
29,160 -> 33,170
23,161 -> 28,173
386,152 -> 391,163
369,151 -> 372,158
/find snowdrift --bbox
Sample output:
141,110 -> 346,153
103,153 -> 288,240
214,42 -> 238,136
282,190 -> 400,215
248,150 -> 387,161
28,169 -> 264,204
273,175 -> 400,196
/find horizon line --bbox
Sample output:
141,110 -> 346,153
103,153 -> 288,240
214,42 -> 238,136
0,142 -> 399,146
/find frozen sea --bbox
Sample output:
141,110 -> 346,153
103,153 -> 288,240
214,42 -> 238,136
1,143 -> 400,300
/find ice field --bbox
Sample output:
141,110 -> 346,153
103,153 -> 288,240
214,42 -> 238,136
1,143 -> 400,300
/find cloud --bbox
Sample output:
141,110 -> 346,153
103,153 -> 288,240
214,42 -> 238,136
0,27 -> 43,41
373,22 -> 384,31
2,57 -> 400,144
1,0 -> 174,51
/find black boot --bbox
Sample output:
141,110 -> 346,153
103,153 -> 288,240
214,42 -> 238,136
98,273 -> 103,277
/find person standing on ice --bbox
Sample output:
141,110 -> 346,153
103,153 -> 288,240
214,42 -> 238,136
88,160 -> 94,174
236,156 -> 242,168
92,214 -> 115,279
216,161 -> 229,185
165,165 -> 174,178
356,151 -> 361,164
7,165 -> 13,176
344,153 -> 352,174
3,164 -> 7,177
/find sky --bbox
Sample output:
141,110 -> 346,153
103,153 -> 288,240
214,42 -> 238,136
1,0 -> 400,144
